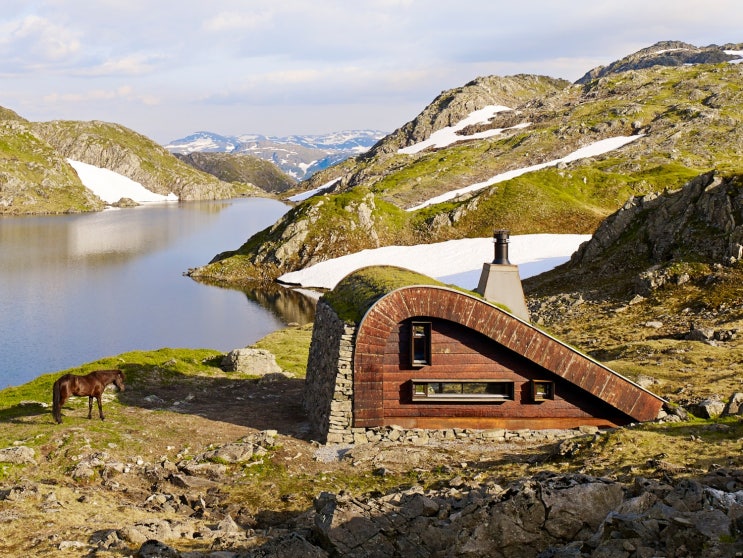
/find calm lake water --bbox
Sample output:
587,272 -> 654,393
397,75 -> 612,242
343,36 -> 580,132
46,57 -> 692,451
0,198 -> 316,389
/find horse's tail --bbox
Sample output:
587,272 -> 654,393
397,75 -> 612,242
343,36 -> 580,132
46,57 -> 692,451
52,378 -> 62,423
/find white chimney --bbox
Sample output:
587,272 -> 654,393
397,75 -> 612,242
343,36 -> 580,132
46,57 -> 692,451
476,230 -> 530,322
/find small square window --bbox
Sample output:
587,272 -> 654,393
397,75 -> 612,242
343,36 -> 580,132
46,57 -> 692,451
532,380 -> 554,401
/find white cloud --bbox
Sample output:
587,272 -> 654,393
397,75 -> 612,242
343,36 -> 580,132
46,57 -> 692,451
76,53 -> 167,76
0,14 -> 80,68
203,10 -> 274,32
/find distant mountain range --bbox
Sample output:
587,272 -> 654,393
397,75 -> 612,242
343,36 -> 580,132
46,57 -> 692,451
164,130 -> 387,180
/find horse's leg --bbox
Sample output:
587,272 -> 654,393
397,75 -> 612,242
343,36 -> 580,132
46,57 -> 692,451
97,395 -> 104,420
88,396 -> 93,419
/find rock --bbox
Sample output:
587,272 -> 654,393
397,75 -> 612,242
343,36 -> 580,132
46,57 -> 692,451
691,398 -> 726,419
137,539 -> 181,558
687,326 -> 715,342
221,348 -> 282,375
244,532 -> 328,557
111,197 -> 140,208
179,461 -> 226,479
200,442 -> 254,464
723,392 -> 743,416
0,446 -> 36,465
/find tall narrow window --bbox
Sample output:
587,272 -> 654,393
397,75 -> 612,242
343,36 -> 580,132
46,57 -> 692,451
410,321 -> 431,367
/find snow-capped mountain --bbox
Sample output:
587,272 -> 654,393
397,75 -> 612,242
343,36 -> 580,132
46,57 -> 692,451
164,130 -> 386,180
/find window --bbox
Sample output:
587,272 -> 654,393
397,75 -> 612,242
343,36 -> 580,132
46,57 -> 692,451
531,380 -> 554,401
410,321 -> 431,367
411,380 -> 514,402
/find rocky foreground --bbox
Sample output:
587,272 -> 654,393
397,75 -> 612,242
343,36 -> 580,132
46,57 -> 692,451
2,423 -> 743,558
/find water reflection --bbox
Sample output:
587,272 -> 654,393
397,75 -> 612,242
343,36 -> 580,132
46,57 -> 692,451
192,279 -> 318,327
243,284 -> 317,325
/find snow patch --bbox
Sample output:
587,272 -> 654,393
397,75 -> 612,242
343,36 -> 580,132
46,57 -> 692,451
67,159 -> 178,204
287,177 -> 341,202
398,105 -> 517,155
277,234 -> 590,291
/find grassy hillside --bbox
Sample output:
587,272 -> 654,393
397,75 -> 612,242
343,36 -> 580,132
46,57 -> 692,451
0,121 -> 104,214
192,62 -> 743,284
175,151 -> 296,194
0,328 -> 740,555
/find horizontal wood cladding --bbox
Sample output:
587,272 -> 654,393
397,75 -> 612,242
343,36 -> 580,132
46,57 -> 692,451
384,416 -> 622,430
353,286 -> 665,428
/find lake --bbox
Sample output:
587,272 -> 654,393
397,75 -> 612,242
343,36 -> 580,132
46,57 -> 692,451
0,198 -> 316,389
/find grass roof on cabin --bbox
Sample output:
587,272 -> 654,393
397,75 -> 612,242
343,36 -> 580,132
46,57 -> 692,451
322,266 -> 452,323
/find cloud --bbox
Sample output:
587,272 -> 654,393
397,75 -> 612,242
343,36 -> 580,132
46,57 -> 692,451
3,0 -> 742,142
74,53 -> 168,76
0,14 -> 81,70
43,86 -> 160,107
203,10 -> 274,32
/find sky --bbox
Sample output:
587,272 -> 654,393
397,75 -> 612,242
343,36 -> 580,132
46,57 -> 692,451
1,1 -> 742,144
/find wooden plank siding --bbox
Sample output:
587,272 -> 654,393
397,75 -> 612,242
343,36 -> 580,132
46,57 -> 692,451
353,286 -> 665,430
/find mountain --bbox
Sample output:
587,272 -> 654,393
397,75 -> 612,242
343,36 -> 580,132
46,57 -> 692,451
188,41 -> 743,285
0,117 -> 263,215
576,40 -> 743,83
174,151 -> 296,194
164,130 -> 387,180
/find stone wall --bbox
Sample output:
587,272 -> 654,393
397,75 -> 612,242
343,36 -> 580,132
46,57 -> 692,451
304,301 -> 604,445
303,300 -> 356,442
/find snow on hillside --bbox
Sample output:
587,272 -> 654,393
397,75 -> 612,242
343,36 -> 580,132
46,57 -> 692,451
287,177 -> 341,202
398,105 -> 528,155
407,134 -> 643,211
67,159 -> 177,204
277,233 -> 590,292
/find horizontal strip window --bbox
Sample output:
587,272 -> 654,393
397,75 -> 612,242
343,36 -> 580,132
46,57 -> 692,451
412,380 -> 514,402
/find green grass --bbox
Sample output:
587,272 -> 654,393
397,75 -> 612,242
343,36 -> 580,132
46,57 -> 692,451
251,323 -> 314,377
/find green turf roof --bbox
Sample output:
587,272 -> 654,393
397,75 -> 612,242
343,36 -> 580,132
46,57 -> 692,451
321,265 -> 450,323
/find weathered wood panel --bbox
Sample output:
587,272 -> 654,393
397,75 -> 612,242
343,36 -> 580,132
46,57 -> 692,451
353,286 -> 665,429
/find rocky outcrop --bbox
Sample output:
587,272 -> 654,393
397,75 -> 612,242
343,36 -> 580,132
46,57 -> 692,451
367,74 -> 570,156
564,172 -> 743,284
0,120 -> 105,214
126,470 -> 743,557
577,40 -> 743,83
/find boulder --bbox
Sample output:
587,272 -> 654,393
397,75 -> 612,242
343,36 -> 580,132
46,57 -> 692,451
723,392 -> 743,416
0,446 -> 36,465
691,398 -> 726,419
221,348 -> 282,375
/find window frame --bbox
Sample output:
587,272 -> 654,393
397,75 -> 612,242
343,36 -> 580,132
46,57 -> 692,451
411,379 -> 515,402
531,380 -> 555,401
410,320 -> 432,367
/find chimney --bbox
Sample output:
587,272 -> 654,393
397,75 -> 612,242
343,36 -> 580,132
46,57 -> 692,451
492,229 -> 511,264
476,230 -> 530,321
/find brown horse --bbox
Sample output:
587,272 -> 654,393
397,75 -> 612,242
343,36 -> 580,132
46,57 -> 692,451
52,369 -> 125,424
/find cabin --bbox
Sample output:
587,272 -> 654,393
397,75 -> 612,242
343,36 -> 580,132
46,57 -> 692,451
303,237 -> 665,444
